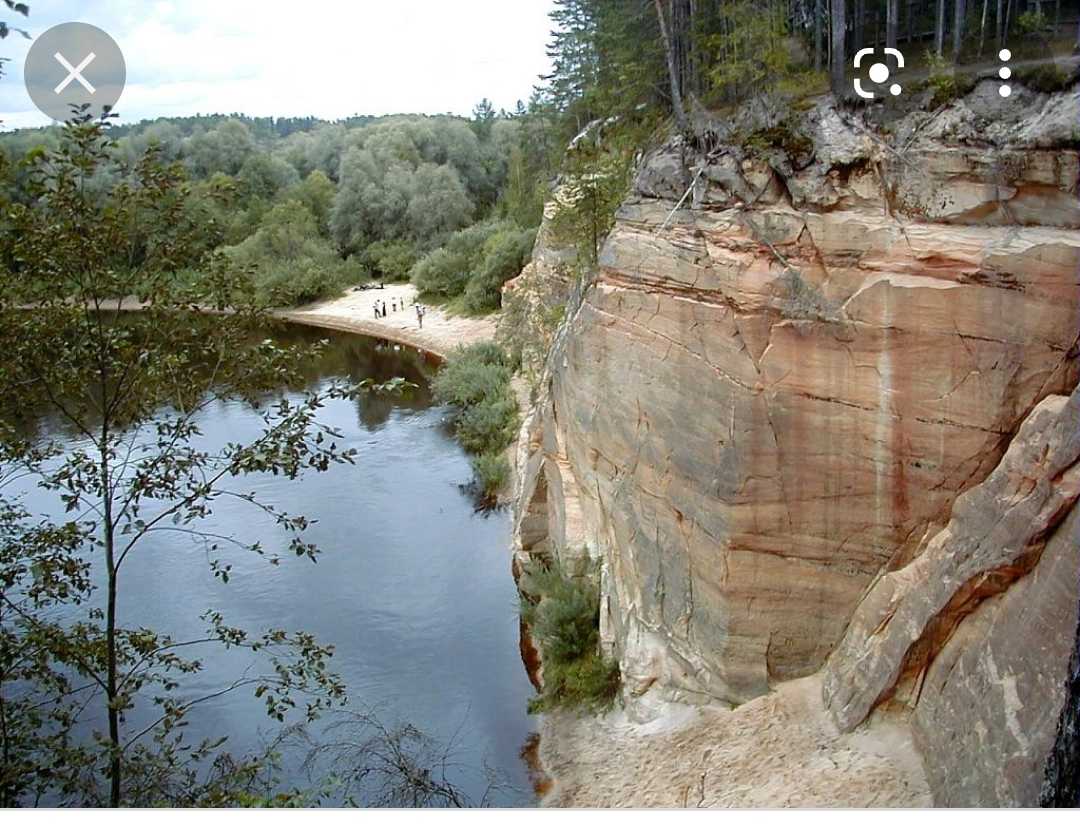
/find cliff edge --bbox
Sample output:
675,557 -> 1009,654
505,80 -> 1080,807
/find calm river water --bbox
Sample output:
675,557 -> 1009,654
14,323 -> 537,806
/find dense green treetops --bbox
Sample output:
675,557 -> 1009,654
0,109 -> 550,312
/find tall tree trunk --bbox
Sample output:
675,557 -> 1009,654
997,0 -> 1005,45
854,0 -> 865,50
953,0 -> 966,57
689,0 -> 699,96
887,0 -> 899,47
654,0 -> 689,133
830,0 -> 847,94
908,0 -> 915,41
935,0 -> 947,55
978,0 -> 989,55
815,0 -> 825,70
102,437 -> 121,807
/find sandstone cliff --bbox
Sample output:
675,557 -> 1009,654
505,79 -> 1080,806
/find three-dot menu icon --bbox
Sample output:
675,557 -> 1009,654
998,49 -> 1012,98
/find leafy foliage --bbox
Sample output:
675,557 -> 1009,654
462,226 -> 537,314
920,49 -> 978,108
411,220 -> 533,311
547,116 -> 649,267
519,556 -> 619,713
362,238 -> 419,283
224,199 -> 366,305
431,343 -> 518,503
1015,62 -> 1075,93
704,2 -> 805,101
0,118 -> 356,806
1,106 -> 547,309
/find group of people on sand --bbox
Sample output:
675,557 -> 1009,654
372,296 -> 427,329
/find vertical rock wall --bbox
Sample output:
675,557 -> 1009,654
507,82 -> 1080,802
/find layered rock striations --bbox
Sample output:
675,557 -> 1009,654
507,81 -> 1080,804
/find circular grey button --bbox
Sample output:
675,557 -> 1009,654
24,22 -> 125,122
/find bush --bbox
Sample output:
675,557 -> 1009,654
409,246 -> 472,298
432,342 -> 519,501
520,557 -> 620,712
536,654 -> 621,714
364,238 -> 419,282
256,258 -> 364,306
411,220 -> 531,308
455,393 -> 518,454
462,226 -> 536,314
223,198 -> 368,306
921,50 -> 976,108
432,359 -> 511,409
520,558 -> 600,663
741,121 -> 812,159
1016,9 -> 1048,37
458,340 -> 512,367
1015,63 -> 1074,94
471,451 -> 509,494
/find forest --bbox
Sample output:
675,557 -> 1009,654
0,106 -> 551,311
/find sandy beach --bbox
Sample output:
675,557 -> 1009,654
277,283 -> 497,360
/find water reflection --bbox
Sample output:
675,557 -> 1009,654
9,323 -> 537,807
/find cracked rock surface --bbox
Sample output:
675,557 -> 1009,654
507,82 -> 1080,806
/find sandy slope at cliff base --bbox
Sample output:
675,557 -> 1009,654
539,674 -> 931,807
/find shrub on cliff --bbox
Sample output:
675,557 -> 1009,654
432,342 -> 519,503
519,557 -> 620,713
470,451 -> 510,495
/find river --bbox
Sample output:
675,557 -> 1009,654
11,322 -> 537,806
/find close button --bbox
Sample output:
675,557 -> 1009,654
24,22 -> 125,122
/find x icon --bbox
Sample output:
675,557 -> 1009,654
53,51 -> 96,95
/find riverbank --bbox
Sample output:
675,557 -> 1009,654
278,283 -> 497,361
538,674 -> 931,807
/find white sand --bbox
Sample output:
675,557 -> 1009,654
539,674 -> 932,808
278,283 -> 497,360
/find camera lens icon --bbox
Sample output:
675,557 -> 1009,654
853,48 -> 904,99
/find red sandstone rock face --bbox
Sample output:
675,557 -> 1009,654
823,388 -> 1080,728
510,82 -> 1080,713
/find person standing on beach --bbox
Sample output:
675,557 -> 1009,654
373,302 -> 380,319
381,301 -> 388,318
416,303 -> 425,329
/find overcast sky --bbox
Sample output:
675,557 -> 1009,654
0,1 -> 556,129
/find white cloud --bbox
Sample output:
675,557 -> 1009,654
0,0 -> 554,127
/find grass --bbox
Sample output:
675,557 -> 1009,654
519,556 -> 620,713
1014,62 -> 1076,93
431,342 -> 519,504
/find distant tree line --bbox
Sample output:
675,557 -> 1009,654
0,103 -> 553,311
